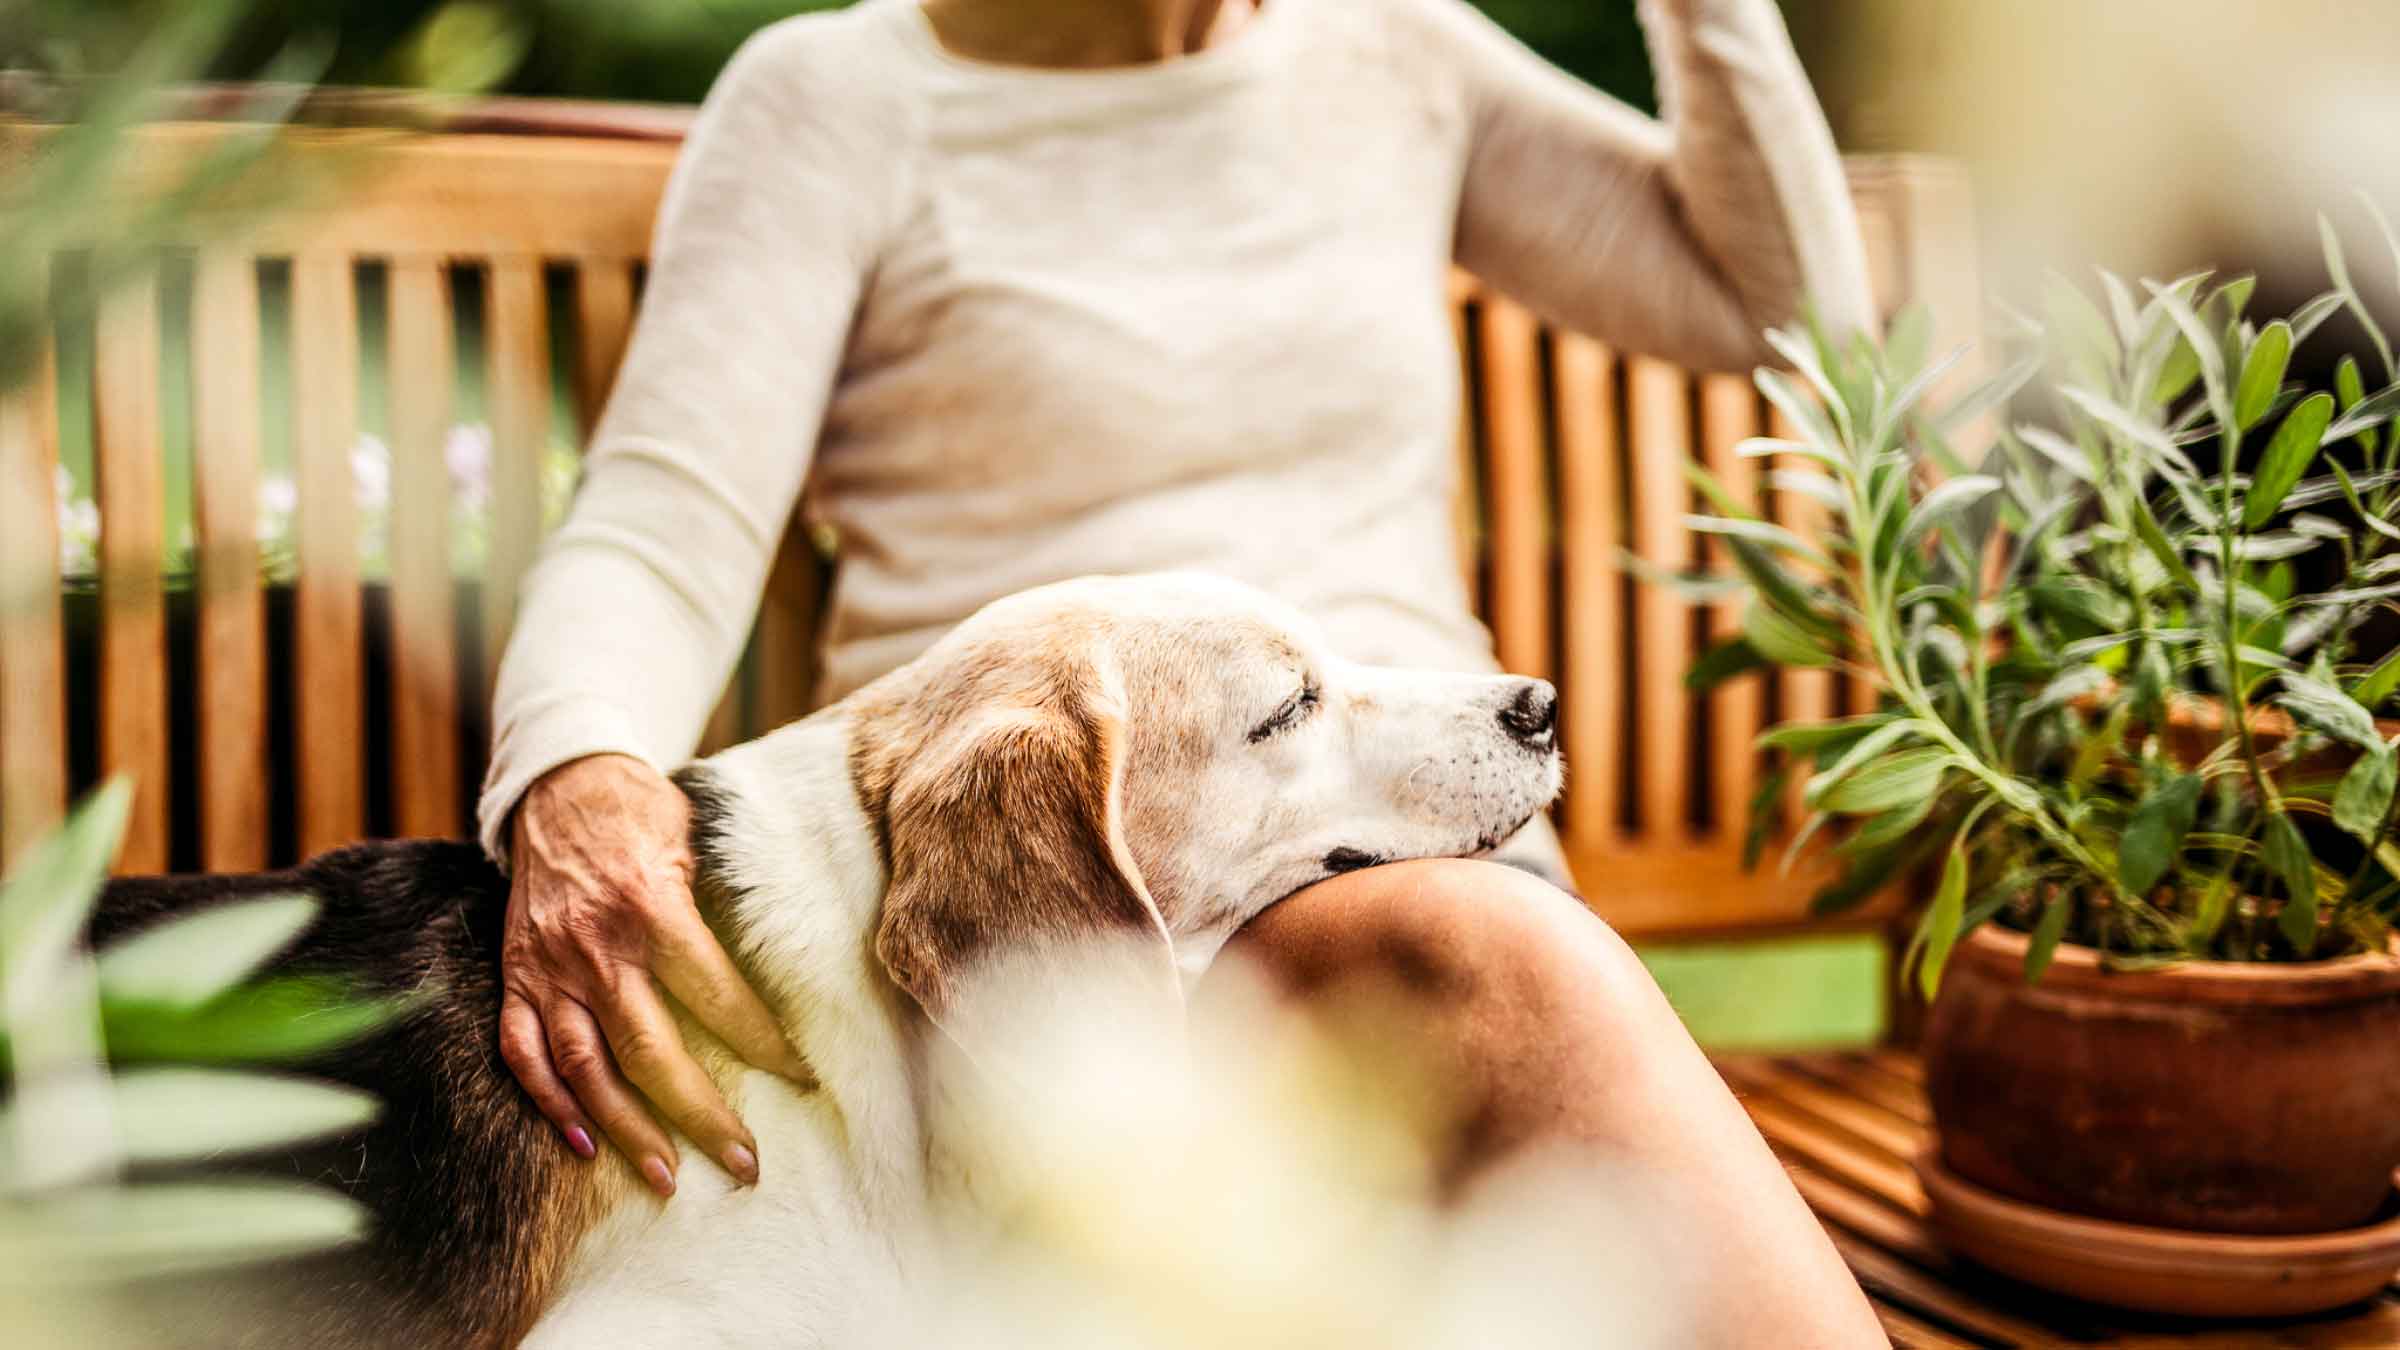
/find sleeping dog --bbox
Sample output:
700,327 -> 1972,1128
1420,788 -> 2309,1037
90,572 -> 1563,1348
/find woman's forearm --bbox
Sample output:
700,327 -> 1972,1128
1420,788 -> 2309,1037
1440,0 -> 1874,370
474,19 -> 903,862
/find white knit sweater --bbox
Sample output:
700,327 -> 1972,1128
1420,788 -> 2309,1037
477,0 -> 1873,865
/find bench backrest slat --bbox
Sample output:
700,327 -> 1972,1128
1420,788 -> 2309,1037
192,247 -> 270,872
290,250 -> 367,857
386,255 -> 463,840
93,268 -> 172,873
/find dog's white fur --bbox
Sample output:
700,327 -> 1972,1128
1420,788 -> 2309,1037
521,573 -> 1562,1347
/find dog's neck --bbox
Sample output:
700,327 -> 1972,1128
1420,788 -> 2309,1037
673,709 -> 941,1204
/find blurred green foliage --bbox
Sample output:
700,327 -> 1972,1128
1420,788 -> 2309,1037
20,0 -> 1682,112
0,781 -> 396,1290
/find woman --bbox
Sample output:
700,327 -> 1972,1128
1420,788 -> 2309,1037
483,0 -> 1881,1339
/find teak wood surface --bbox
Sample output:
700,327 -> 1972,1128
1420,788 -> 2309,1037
1713,1050 -> 2400,1348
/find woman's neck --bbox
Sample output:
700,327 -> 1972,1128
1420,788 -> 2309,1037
917,0 -> 1256,69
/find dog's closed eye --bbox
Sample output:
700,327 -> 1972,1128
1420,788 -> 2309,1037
1247,683 -> 1320,744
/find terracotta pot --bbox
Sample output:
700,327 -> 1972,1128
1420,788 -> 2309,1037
2071,682 -> 2400,778
1915,1147 -> 2400,1319
1923,924 -> 2400,1236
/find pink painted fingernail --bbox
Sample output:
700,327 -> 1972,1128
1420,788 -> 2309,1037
565,1126 -> 596,1160
642,1156 -> 676,1197
723,1142 -> 759,1185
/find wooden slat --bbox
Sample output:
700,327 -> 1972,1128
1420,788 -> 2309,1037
1,125 -> 677,258
1770,406 -> 1838,824
1782,1053 -> 1935,1125
1551,333 -> 1621,846
93,267 -> 169,874
1774,1150 -> 1950,1268
191,249 -> 268,871
697,676 -> 746,755
482,256 -> 548,704
751,522 -> 825,733
1567,838 -> 1881,941
1825,1228 -> 2063,1349
385,257 -> 459,838
291,252 -> 364,855
1875,1301 -> 1985,1350
1719,1056 -> 1923,1162
1699,376 -> 1763,838
1449,300 -> 1482,610
1476,297 -> 1550,681
1626,357 -> 1693,839
572,259 -> 635,439
1739,1090 -> 1929,1214
0,286 -> 66,871
1866,1048 -> 1927,1083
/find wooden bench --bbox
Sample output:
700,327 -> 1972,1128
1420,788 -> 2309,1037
0,107 -> 1977,944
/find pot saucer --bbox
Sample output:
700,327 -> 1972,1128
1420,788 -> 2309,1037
1915,1145 -> 2400,1319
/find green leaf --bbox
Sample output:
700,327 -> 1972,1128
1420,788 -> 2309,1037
2353,647 -> 2400,712
2324,212 -> 2398,379
1743,597 -> 1836,668
2151,337 -> 2203,407
2242,392 -> 2335,529
1724,535 -> 1842,638
1804,720 -> 1928,804
2129,494 -> 2200,592
1820,747 -> 1954,816
2264,810 -> 2319,953
2338,355 -> 2367,413
2118,772 -> 2203,898
2044,274 -> 2118,385
95,895 -> 317,1013
2024,890 -> 2073,985
1683,515 -> 1836,570
1843,792 -> 1939,857
1742,758 -> 1792,871
0,779 -> 132,995
2333,747 -> 2397,844
1901,475 -> 2001,547
1917,843 -> 1970,1000
2323,382 -> 2400,444
0,1179 -> 370,1282
2234,321 -> 2293,429
2279,671 -> 2389,750
1937,353 -> 2044,436
100,1068 -> 379,1164
1686,636 -> 1768,693
100,976 -> 402,1065
1884,302 -> 1932,379
1758,714 -> 1890,756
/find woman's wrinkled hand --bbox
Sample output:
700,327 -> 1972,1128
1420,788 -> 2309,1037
498,753 -> 809,1197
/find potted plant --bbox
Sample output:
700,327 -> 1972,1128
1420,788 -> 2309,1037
1678,214 -> 2400,1316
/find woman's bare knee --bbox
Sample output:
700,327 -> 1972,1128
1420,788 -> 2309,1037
1224,857 -> 1649,1015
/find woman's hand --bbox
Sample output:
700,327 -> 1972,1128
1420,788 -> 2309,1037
498,753 -> 808,1197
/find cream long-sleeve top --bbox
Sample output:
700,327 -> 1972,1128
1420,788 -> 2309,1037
476,0 -> 1874,864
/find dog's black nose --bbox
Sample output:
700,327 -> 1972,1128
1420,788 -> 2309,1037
1499,680 -> 1558,747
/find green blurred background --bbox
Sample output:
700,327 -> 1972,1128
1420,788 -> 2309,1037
16,0 -> 1789,113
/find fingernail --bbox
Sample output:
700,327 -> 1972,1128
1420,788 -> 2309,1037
564,1126 -> 596,1160
723,1142 -> 759,1185
642,1156 -> 676,1197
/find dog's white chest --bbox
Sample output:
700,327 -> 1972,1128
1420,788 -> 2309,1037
525,1081 -> 937,1349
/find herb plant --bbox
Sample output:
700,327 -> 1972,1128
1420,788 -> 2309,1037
1681,210 -> 2400,994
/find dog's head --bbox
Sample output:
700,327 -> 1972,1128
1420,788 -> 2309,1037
844,573 -> 1561,1053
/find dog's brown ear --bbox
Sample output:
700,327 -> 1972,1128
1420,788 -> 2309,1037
866,659 -> 1179,1069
